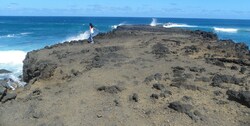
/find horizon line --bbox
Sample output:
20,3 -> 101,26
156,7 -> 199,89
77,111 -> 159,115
0,15 -> 250,20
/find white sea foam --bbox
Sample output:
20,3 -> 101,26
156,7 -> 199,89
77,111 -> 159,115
163,23 -> 197,28
0,50 -> 27,89
0,34 -> 15,38
65,31 -> 90,42
20,32 -> 33,35
0,32 -> 32,38
0,50 -> 26,65
214,27 -> 238,33
111,22 -> 126,29
150,18 -> 158,26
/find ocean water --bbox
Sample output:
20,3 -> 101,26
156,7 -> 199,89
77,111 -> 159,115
0,16 -> 250,87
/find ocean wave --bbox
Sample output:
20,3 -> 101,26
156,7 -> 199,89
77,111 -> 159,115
0,32 -> 33,38
0,34 -> 15,38
150,18 -> 162,27
20,32 -> 33,35
239,28 -> 250,33
0,50 -> 27,89
163,23 -> 197,28
65,31 -> 90,41
150,18 -> 157,26
214,27 -> 238,33
0,50 -> 26,65
111,22 -> 126,29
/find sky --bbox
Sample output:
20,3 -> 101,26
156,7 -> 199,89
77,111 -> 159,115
0,0 -> 250,19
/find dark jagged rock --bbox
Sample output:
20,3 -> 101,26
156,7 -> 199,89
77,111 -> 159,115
231,66 -> 238,70
216,100 -> 228,105
150,94 -> 159,99
206,58 -> 250,67
183,45 -> 199,54
214,90 -> 223,96
162,39 -> 181,46
240,67 -> 247,74
189,67 -> 206,73
152,43 -> 170,58
144,75 -> 155,83
171,66 -> 202,91
191,30 -> 218,40
172,66 -> 185,71
169,101 -> 193,114
0,86 -> 6,95
226,90 -> 250,108
195,77 -> 210,82
152,83 -> 165,90
171,83 -> 203,91
23,56 -> 57,83
172,66 -> 185,77
95,46 -> 122,53
182,96 -> 193,102
216,40 -> 249,58
87,53 -> 127,70
0,69 -> 12,74
80,49 -> 90,54
144,73 -> 162,83
0,86 -> 7,101
70,69 -> 81,76
113,99 -> 120,106
205,58 -> 225,67
90,55 -> 107,68
25,88 -> 42,101
168,101 -> 205,121
1,93 -> 17,103
211,74 -> 242,87
97,85 -> 123,94
154,73 -> 162,81
172,76 -> 187,83
129,93 -> 139,102
160,90 -> 172,98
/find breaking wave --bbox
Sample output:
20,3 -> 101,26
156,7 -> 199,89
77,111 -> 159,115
0,50 -> 27,89
214,27 -> 238,33
163,23 -> 197,28
111,22 -> 126,29
150,18 -> 157,26
65,31 -> 90,42
0,34 -> 15,38
149,18 -> 163,26
20,32 -> 33,35
0,32 -> 33,38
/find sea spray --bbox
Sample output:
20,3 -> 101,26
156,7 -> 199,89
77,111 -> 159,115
65,31 -> 90,42
0,32 -> 33,39
150,18 -> 157,26
163,22 -> 197,28
111,22 -> 126,29
214,27 -> 238,33
0,50 -> 27,89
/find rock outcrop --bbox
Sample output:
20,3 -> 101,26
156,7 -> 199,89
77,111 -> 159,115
0,25 -> 249,126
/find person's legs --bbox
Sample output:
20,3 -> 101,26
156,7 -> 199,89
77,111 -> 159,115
88,34 -> 94,43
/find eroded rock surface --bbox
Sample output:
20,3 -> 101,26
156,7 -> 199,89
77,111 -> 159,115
1,25 -> 249,126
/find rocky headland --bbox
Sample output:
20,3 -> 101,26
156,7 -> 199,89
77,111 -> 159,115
0,25 -> 250,126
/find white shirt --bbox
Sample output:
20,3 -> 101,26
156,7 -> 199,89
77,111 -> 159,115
90,28 -> 94,34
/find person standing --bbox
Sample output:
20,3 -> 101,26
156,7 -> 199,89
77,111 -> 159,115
88,23 -> 94,43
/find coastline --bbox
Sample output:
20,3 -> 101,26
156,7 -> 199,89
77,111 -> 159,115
0,25 -> 250,125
